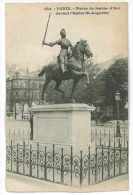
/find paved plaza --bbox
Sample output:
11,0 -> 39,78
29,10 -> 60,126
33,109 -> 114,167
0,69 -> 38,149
6,173 -> 128,192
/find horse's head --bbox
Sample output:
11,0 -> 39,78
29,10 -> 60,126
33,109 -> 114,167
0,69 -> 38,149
74,39 -> 93,59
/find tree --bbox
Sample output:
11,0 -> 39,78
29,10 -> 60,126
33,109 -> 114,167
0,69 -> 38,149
90,57 -> 128,121
104,58 -> 128,120
43,57 -> 128,121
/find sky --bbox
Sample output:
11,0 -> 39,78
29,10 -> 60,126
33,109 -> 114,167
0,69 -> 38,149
6,2 -> 128,71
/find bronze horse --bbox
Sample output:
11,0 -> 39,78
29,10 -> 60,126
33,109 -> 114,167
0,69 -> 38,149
39,40 -> 93,101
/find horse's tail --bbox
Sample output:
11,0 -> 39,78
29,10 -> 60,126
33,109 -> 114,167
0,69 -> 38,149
38,66 -> 48,77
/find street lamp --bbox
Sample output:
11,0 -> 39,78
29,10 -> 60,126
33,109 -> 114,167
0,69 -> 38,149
115,91 -> 121,138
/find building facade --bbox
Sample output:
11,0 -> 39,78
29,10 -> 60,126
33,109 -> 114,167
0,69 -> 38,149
6,75 -> 44,113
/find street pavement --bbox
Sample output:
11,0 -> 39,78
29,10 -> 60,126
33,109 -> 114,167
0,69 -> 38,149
6,172 -> 128,192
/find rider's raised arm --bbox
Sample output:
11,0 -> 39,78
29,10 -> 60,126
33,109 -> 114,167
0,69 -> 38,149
43,39 -> 60,47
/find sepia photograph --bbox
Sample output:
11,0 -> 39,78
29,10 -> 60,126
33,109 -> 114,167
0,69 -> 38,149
5,2 -> 128,192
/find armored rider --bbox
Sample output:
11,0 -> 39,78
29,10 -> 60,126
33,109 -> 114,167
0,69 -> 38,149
42,28 -> 73,73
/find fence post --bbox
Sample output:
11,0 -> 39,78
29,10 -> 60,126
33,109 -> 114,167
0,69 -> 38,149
108,145 -> 110,179
61,148 -> 64,184
88,145 -> 90,185
95,147 -> 97,183
29,144 -> 32,177
14,103 -> 17,120
70,145 -> 73,185
113,137 -> 116,177
104,128 -> 105,146
53,144 -> 55,182
100,129 -> 101,146
11,140 -> 13,172
124,128 -> 126,147
127,141 -> 128,173
16,143 -> 19,173
80,150 -> 83,186
113,127 -> 115,147
44,146 -> 47,180
109,129 -> 111,147
119,143 -> 122,175
37,142 -> 39,178
101,145 -> 104,181
23,141 -> 25,175
95,128 -> 97,147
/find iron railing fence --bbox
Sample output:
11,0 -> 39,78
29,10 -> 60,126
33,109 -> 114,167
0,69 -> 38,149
91,126 -> 128,148
7,112 -> 30,121
6,126 -> 128,148
6,140 -> 128,186
6,129 -> 31,145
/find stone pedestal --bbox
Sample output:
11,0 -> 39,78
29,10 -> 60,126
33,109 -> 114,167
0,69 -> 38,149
31,104 -> 95,151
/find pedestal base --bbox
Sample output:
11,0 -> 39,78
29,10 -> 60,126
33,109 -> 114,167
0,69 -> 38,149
31,104 -> 95,151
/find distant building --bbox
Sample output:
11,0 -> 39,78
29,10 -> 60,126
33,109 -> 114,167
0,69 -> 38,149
6,72 -> 44,112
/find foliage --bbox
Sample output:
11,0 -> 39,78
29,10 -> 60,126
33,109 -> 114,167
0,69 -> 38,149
91,57 -> 128,121
45,57 -> 128,121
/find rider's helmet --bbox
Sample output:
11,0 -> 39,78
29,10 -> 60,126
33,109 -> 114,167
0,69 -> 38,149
60,28 -> 66,38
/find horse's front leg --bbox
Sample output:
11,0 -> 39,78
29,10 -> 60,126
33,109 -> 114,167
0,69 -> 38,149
70,79 -> 79,102
41,79 -> 50,102
55,80 -> 65,98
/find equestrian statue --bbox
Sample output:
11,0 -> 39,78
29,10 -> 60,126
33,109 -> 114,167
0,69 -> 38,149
39,14 -> 93,102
